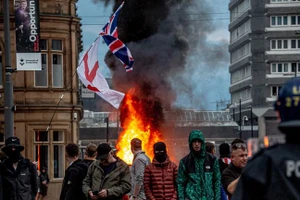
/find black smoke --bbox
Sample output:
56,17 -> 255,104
93,0 -> 229,110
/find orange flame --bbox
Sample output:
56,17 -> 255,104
116,89 -> 163,164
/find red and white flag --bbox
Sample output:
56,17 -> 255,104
77,37 -> 125,109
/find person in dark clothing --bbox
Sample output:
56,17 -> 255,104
232,77 -> 300,200
60,143 -> 88,200
218,143 -> 231,173
221,140 -> 247,199
205,142 -> 216,155
144,142 -> 177,200
0,137 -> 38,200
39,167 -> 49,200
83,143 -> 97,167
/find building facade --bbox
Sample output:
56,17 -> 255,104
0,0 -> 82,199
228,0 -> 300,138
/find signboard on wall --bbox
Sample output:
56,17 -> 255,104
15,0 -> 41,70
81,87 -> 95,98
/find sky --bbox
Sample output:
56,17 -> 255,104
76,0 -> 231,111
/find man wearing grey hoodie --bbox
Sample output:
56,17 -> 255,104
130,138 -> 150,200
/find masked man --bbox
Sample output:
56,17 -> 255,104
0,137 -> 38,200
144,142 -> 178,200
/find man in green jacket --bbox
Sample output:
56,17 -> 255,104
82,143 -> 131,200
177,130 -> 221,200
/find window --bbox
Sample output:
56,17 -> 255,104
34,39 -> 64,88
230,0 -> 251,22
34,130 -> 65,179
231,65 -> 252,83
231,19 -> 251,43
271,63 -> 299,74
231,42 -> 251,63
271,86 -> 282,97
270,39 -> 300,50
231,88 -> 251,104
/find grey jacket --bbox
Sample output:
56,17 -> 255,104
130,151 -> 150,200
82,158 -> 131,200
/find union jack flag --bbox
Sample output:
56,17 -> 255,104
101,1 -> 124,38
100,1 -> 134,72
102,35 -> 133,72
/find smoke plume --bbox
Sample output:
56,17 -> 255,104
93,0 -> 229,110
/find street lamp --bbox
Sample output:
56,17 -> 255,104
239,99 -> 242,139
247,106 -> 253,138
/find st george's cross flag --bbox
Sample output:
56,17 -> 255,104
77,37 -> 125,109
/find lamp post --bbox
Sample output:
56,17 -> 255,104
105,117 -> 109,143
247,106 -> 253,138
239,99 -> 242,139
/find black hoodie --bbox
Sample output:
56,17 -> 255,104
60,159 -> 88,200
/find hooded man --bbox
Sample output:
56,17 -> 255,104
143,142 -> 178,200
0,137 -> 38,200
232,77 -> 300,200
177,130 -> 221,200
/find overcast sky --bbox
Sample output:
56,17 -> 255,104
76,0 -> 231,110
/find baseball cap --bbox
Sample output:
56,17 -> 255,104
97,143 -> 112,160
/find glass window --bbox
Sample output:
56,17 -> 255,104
298,16 -> 300,25
271,17 -> 276,25
277,17 -> 282,25
35,131 -> 48,142
35,54 -> 48,87
278,64 -> 282,72
52,40 -> 62,51
291,16 -> 296,25
283,40 -> 288,49
34,130 -> 65,178
298,40 -> 300,48
284,63 -> 289,72
298,63 -> 300,72
272,64 -> 276,72
35,145 -> 48,171
283,16 -> 288,25
53,131 -> 64,142
52,54 -> 63,87
291,40 -> 297,48
271,40 -> 276,49
53,145 -> 64,178
40,39 -> 47,50
272,87 -> 277,96
292,63 -> 297,72
277,40 -> 282,49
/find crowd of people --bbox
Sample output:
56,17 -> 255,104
0,77 -> 300,199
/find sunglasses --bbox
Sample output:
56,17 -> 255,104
232,143 -> 246,149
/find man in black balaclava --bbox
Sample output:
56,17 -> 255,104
0,137 -> 38,200
154,142 -> 167,163
143,142 -> 178,199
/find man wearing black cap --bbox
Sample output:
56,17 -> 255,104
0,136 -> 38,200
82,143 -> 131,200
232,77 -> 300,199
130,138 -> 150,200
144,142 -> 178,200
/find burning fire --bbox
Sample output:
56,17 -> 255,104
116,88 -> 163,164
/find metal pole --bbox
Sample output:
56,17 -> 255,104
239,99 -> 242,139
106,117 -> 109,143
250,107 -> 253,138
4,0 -> 14,138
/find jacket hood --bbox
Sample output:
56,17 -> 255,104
188,130 -> 206,157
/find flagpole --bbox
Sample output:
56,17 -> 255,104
4,0 -> 15,138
